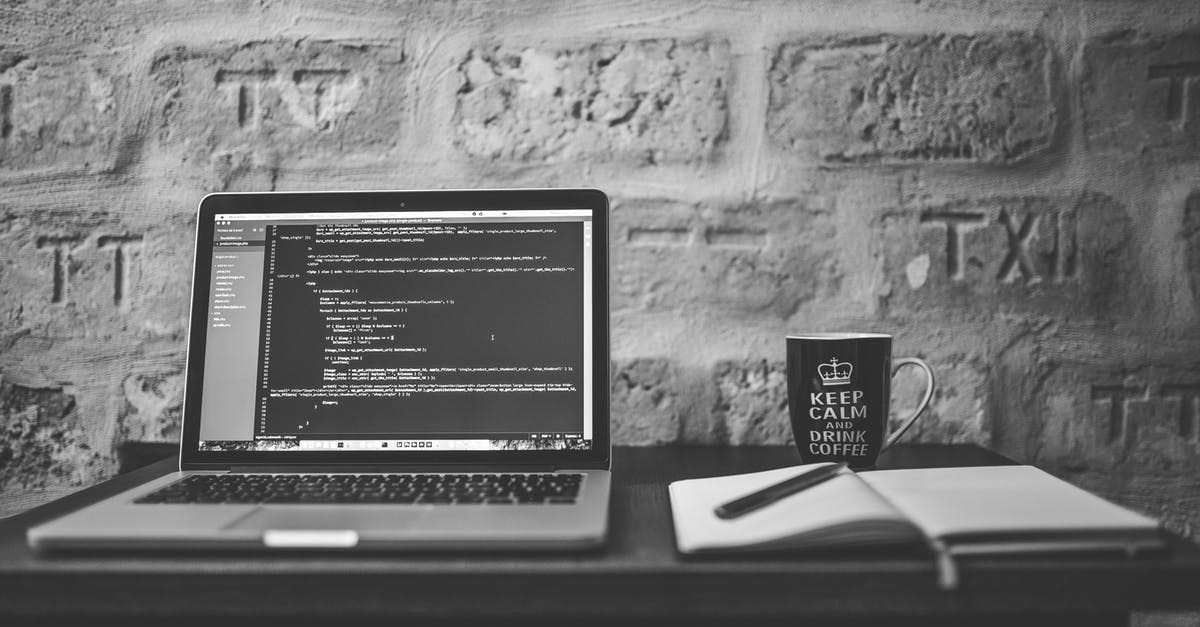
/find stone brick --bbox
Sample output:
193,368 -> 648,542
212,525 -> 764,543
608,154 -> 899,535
0,377 -> 102,490
0,55 -> 118,173
612,200 -> 840,318
969,326 -> 1200,545
610,359 -> 682,445
0,209 -> 193,340
150,40 -> 407,190
991,344 -> 1200,474
712,360 -> 791,445
456,39 -> 729,165
768,33 -> 1057,164
1029,357 -> 1200,543
1082,32 -> 1200,156
118,371 -> 184,443
880,193 -> 1132,319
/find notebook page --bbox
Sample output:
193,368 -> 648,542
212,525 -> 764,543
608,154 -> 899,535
859,465 -> 1159,541
669,464 -> 914,553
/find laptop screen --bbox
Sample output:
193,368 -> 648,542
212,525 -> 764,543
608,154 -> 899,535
190,199 -> 598,457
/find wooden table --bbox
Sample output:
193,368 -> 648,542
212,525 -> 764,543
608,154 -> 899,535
1,444 -> 1198,626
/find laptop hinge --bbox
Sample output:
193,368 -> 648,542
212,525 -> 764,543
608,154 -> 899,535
228,464 -> 560,473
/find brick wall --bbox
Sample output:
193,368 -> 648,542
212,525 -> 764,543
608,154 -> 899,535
1,1 -> 1199,556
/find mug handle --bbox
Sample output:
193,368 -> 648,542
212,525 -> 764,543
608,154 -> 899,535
882,357 -> 935,451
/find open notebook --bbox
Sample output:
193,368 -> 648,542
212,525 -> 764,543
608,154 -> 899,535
668,464 -> 1164,589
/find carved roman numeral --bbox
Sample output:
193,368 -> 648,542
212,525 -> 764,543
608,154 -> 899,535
1092,385 -> 1146,444
97,234 -> 144,309
919,206 -> 1080,286
35,233 -> 144,308
920,211 -> 987,281
292,69 -> 351,131
216,69 -> 276,128
0,84 -> 12,140
1148,62 -> 1200,125
997,208 -> 1040,285
35,235 -> 82,304
1161,384 -> 1200,441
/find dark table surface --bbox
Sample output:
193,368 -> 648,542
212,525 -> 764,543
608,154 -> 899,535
1,444 -> 1198,627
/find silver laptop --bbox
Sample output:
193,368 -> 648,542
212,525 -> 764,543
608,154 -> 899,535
28,189 -> 611,551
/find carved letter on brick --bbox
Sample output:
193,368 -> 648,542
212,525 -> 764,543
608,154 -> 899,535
215,68 -> 361,133
35,235 -> 82,304
1186,193 -> 1200,303
290,70 -> 352,131
920,211 -> 987,281
215,69 -> 276,129
0,84 -> 11,140
997,208 -> 1040,285
1092,385 -> 1146,444
1047,210 -> 1079,282
1147,63 -> 1200,124
153,40 -> 402,185
1161,384 -> 1200,441
909,197 -> 1101,296
613,201 -> 836,317
705,228 -> 768,249
97,235 -> 143,309
1082,33 -> 1200,153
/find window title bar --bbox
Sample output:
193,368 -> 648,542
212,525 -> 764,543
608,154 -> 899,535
216,209 -> 592,221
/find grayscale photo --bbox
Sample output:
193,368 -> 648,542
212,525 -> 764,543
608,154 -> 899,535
0,2 -> 1197,626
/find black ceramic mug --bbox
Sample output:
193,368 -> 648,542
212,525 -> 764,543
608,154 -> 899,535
786,333 -> 934,470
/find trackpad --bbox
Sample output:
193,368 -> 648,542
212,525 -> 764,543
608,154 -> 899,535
228,507 -> 428,533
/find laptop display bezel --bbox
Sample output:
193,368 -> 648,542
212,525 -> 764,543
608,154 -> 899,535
180,189 -> 611,470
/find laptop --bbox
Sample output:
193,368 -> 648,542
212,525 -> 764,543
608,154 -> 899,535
28,188 -> 611,551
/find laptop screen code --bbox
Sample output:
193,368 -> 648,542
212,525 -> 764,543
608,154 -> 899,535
196,208 -> 593,453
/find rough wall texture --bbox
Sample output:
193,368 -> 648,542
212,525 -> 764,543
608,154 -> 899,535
0,0 -> 1199,560
768,33 -> 1058,164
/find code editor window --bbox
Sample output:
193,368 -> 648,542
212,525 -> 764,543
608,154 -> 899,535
253,221 -> 585,439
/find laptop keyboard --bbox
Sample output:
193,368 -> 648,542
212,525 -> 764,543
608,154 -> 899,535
134,473 -> 583,505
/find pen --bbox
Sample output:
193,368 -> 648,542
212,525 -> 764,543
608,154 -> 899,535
714,463 -> 849,520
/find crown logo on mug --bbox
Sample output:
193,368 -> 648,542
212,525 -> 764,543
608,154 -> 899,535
817,358 -> 853,386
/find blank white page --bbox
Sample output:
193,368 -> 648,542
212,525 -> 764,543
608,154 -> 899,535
859,465 -> 1159,540
669,464 -> 915,554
